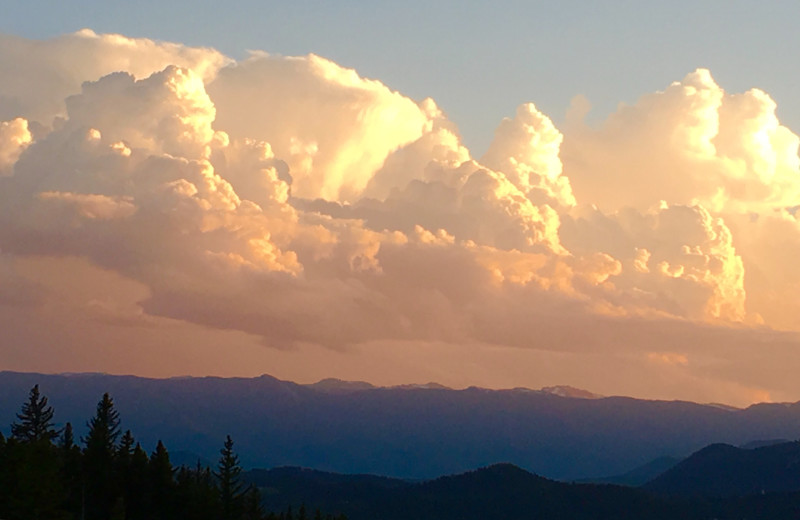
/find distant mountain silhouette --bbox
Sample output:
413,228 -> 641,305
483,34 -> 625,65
306,378 -> 377,393
4,371 -> 800,480
740,438 -> 790,449
644,441 -> 800,498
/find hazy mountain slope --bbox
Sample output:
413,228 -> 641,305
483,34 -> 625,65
579,455 -> 683,486
3,371 -> 800,480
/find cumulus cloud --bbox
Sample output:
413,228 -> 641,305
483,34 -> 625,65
562,69 -> 800,214
560,68 -> 800,335
0,30 -> 228,127
0,118 -> 31,174
2,32 -> 800,405
561,202 -> 746,321
207,52 -> 432,201
481,102 -> 575,208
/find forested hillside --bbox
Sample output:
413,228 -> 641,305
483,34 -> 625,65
0,385 -> 345,520
5,381 -> 800,520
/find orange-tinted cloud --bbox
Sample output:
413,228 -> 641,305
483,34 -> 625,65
1,33 -> 800,406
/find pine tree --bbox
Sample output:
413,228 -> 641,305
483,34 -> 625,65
11,384 -> 58,443
0,432 -> 8,514
123,443 -> 151,520
115,430 -> 138,519
242,485 -> 265,520
216,435 -> 244,520
83,393 -> 123,520
60,422 -> 83,518
3,385 -> 66,519
85,393 -> 121,452
59,422 -> 75,450
149,440 -> 175,519
118,429 -> 135,459
175,462 -> 222,520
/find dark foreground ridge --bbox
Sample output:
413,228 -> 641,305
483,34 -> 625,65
245,462 -> 800,520
644,440 -> 800,498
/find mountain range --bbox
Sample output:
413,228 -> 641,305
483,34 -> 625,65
2,371 -> 800,480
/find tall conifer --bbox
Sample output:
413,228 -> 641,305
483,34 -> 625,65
11,384 -> 58,443
83,393 -> 122,520
150,440 -> 175,519
216,435 -> 244,520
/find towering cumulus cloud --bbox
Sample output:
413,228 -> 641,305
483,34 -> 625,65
208,53 -> 431,201
1,32 -> 799,406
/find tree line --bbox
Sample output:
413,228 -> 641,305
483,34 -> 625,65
0,384 -> 348,520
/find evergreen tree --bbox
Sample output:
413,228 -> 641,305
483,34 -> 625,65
83,393 -> 123,520
3,386 -> 66,519
11,384 -> 58,443
216,435 -> 244,520
0,432 -> 8,515
115,430 -> 138,519
149,440 -> 175,519
59,422 -> 83,518
242,485 -> 265,520
176,463 -> 223,520
122,442 -> 151,520
59,422 -> 75,450
118,429 -> 136,459
84,393 -> 121,452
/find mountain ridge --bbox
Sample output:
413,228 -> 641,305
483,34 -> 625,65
1,370 -> 798,480
644,440 -> 800,498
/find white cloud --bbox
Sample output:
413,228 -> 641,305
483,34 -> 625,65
481,102 -> 575,208
2,33 -> 800,405
562,202 -> 745,321
0,117 -> 31,175
207,52 -> 432,201
562,68 -> 800,214
0,30 -> 229,127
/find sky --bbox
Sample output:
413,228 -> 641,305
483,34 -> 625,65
1,2 -> 800,406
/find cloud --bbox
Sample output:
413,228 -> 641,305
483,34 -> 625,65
562,69 -> 800,214
0,30 -> 229,129
481,102 -> 575,208
561,202 -> 746,321
560,68 -> 800,333
723,210 -> 800,330
0,254 -> 44,307
207,52 -> 432,201
2,33 -> 800,405
302,110 -> 566,254
0,118 -> 31,175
